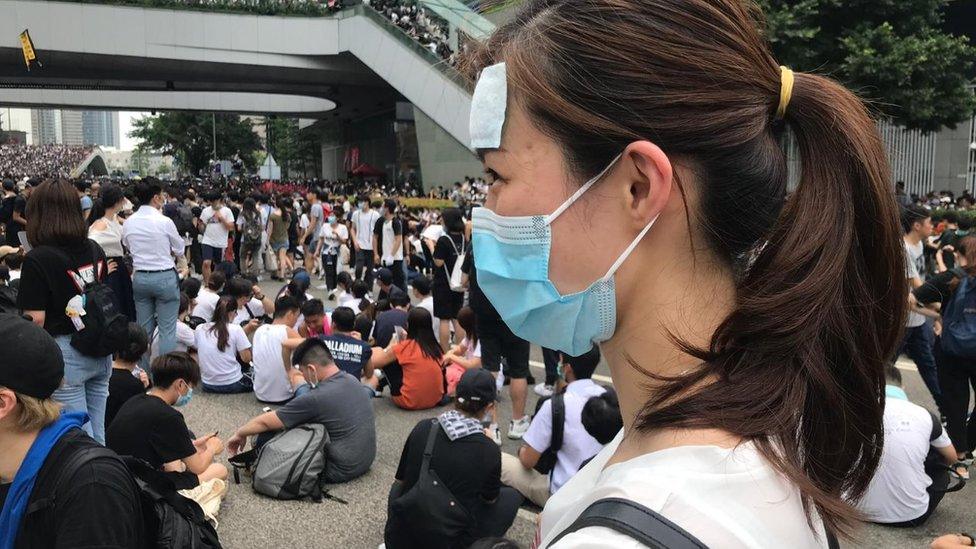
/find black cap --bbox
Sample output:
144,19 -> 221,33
377,268 -> 393,285
0,314 -> 64,398
456,368 -> 497,404
410,276 -> 431,295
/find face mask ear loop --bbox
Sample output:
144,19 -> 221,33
545,153 -> 623,225
601,214 -> 660,281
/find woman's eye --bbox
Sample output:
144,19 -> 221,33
484,168 -> 503,183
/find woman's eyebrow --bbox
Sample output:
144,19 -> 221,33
476,147 -> 508,163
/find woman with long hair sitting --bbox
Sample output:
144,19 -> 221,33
369,307 -> 445,410
194,295 -> 258,393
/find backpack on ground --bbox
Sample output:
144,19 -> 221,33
390,419 -> 472,541
439,235 -> 466,293
60,242 -> 127,358
941,272 -> 976,358
533,393 -> 565,475
251,424 -> 331,501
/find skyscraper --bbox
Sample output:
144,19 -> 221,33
30,109 -> 62,145
60,110 -> 83,145
82,111 -> 120,148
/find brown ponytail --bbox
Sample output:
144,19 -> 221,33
463,0 -> 906,537
209,295 -> 237,352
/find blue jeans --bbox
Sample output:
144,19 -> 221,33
202,376 -> 254,394
133,270 -> 180,370
53,335 -> 111,444
901,320 -> 943,411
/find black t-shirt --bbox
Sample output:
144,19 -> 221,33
106,368 -> 147,429
913,270 -> 962,306
395,419 -> 501,516
432,233 -> 465,288
17,240 -> 108,336
0,429 -> 144,549
373,308 -> 408,348
320,332 -> 373,379
461,250 -> 500,323
373,216 -> 404,258
105,393 -> 198,489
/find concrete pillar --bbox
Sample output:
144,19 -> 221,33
413,106 -> 482,191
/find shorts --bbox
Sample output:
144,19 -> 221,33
432,286 -> 464,319
201,244 -> 224,262
480,317 -> 530,379
271,240 -> 289,252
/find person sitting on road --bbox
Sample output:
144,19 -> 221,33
252,296 -> 307,404
0,313 -> 145,548
191,270 -> 224,322
227,276 -> 275,325
373,288 -> 410,348
106,322 -> 151,428
195,295 -> 258,393
227,339 -> 377,484
151,292 -> 198,360
298,298 -> 331,338
385,368 -> 522,549
855,364 -> 967,527
501,346 -> 607,507
369,307 -> 445,411
319,306 -> 378,390
443,306 -> 482,397
106,352 -> 228,491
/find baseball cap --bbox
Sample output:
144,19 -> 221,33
456,368 -> 497,404
377,268 -> 393,285
0,314 -> 64,398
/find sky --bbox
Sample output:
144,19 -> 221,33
118,111 -> 148,151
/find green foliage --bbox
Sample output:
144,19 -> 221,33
758,0 -> 976,132
129,113 -> 262,175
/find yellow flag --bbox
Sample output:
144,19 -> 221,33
19,30 -> 37,70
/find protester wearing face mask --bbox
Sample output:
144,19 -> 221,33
107,352 -> 228,491
462,0 -> 907,545
373,198 -> 406,291
315,213 -> 348,296
351,196 -> 382,288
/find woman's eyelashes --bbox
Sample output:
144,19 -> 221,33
484,167 -> 503,183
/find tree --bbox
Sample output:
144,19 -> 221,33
129,112 -> 262,174
759,0 -> 976,132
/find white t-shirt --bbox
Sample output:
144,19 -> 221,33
351,209 -> 381,250
320,223 -> 349,255
381,218 -> 404,261
200,206 -> 235,248
538,431 -> 828,548
522,379 -> 606,494
192,288 -> 220,321
149,321 -> 196,361
251,324 -> 293,403
338,291 -> 361,314
856,396 -> 952,523
194,322 -> 251,386
905,239 -> 926,328
233,297 -> 266,325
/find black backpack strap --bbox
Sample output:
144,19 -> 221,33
549,497 -> 707,549
26,438 -> 120,515
550,393 -> 565,453
422,418 -> 440,468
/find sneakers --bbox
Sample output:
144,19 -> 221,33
534,383 -> 555,398
489,424 -> 502,446
508,416 -> 531,440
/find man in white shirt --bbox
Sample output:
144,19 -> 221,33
199,193 -> 235,286
899,205 -> 943,414
122,181 -> 185,369
350,196 -> 381,288
409,276 -> 439,343
251,296 -> 306,404
373,198 -> 405,291
501,346 -> 607,506
856,364 -> 963,526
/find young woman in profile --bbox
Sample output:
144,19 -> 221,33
460,0 -> 906,546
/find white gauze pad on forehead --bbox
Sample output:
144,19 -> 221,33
469,62 -> 508,150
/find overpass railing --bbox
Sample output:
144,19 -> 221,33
40,0 -> 334,16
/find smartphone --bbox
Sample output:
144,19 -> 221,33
394,325 -> 407,343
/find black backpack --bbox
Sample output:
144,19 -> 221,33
59,243 -> 127,358
241,211 -> 263,248
533,393 -> 565,475
390,420 -> 473,542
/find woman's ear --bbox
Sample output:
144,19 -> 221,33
622,141 -> 673,230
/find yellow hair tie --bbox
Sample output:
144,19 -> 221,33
776,66 -> 794,120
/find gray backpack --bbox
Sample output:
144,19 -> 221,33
252,424 -> 330,501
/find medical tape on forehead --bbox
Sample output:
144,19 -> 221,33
469,62 -> 508,150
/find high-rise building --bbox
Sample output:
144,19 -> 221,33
83,111 -> 120,148
60,110 -> 84,145
30,109 -> 62,145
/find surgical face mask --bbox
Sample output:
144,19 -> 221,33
380,207 -> 388,216
471,154 -> 659,356
175,383 -> 194,407
328,215 -> 337,224
556,363 -> 565,380
359,202 -> 367,211
305,366 -> 319,389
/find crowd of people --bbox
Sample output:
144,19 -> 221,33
0,144 -> 94,179
365,0 -> 456,64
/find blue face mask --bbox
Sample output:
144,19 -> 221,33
471,154 -> 658,356
174,384 -> 193,407
328,215 -> 337,224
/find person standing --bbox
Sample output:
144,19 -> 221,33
351,196 -> 381,288
302,189 -> 326,274
374,198 -> 406,292
122,181 -> 185,372
900,205 -> 943,414
199,193 -> 235,285
432,208 -> 467,348
88,184 -> 136,321
17,180 -> 114,443
6,179 -> 34,247
315,214 -> 349,296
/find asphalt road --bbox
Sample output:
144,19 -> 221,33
177,279 -> 970,548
